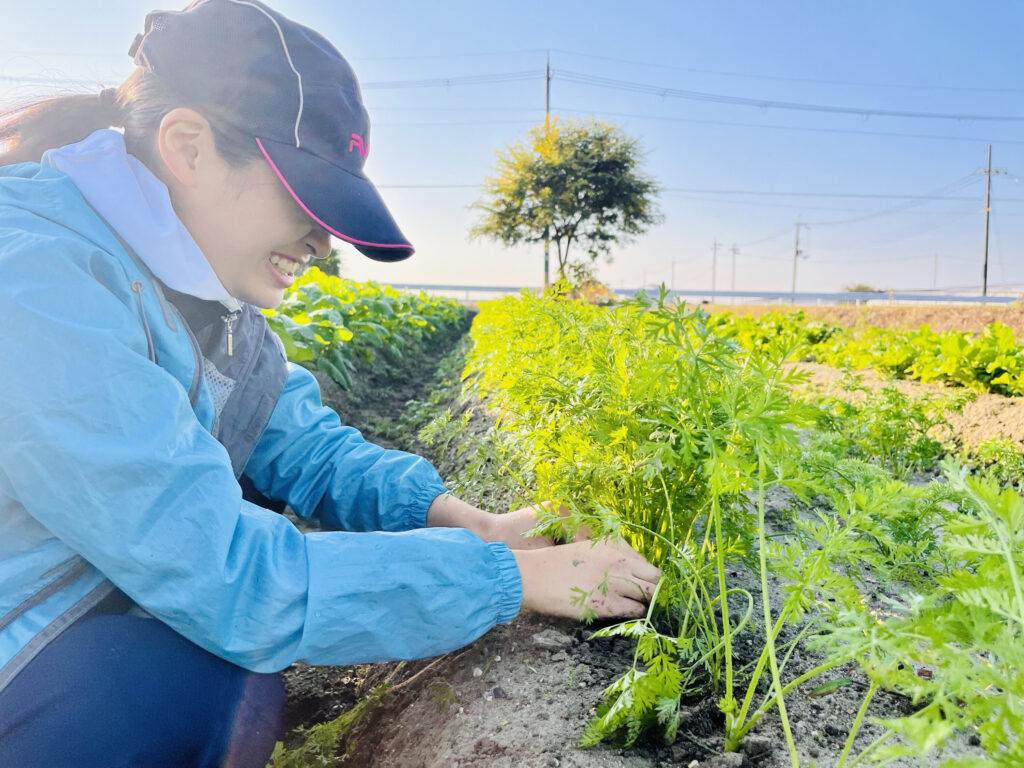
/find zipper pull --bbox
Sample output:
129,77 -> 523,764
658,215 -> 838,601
222,312 -> 238,356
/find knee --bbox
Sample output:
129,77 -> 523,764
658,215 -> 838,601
224,671 -> 286,768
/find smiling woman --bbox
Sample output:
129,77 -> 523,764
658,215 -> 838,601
0,1 -> 657,766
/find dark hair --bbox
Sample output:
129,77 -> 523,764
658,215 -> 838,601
0,68 -> 261,169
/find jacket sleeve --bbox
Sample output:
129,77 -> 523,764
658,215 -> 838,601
243,364 -> 445,533
0,227 -> 521,672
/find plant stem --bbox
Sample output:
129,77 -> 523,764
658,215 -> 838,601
837,681 -> 878,768
753,453 -> 799,766
845,728 -> 896,768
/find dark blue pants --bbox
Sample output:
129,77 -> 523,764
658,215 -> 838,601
0,614 -> 285,768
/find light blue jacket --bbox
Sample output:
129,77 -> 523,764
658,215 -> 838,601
0,157 -> 521,691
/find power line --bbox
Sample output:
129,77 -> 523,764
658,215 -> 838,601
661,193 -> 960,214
0,73 -> 114,87
556,70 -> 1024,121
352,49 -> 546,63
377,184 -> 477,189
362,71 -> 542,89
661,187 -> 1024,202
374,119 -> 537,127
368,104 -> 1024,145
552,107 -> 1024,146
811,211 -> 977,260
547,48 -> 1024,95
6,42 -> 1021,97
808,175 -> 983,227
736,228 -> 792,247
0,70 -> 546,90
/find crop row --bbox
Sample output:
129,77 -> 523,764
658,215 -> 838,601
459,290 -> 1022,767
263,267 -> 466,389
707,309 -> 1024,396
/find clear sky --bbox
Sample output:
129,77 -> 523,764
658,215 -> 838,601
3,1 -> 1023,295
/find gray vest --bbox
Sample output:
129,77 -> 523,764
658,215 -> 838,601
162,287 -> 288,481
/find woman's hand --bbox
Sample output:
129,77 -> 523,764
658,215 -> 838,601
427,495 -> 587,550
426,494 -> 659,619
513,540 -> 661,620
485,501 -> 590,550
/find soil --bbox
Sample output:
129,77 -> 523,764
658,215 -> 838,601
792,362 -> 1024,451
277,307 -> 1005,768
702,302 -> 1024,337
713,300 -> 1024,449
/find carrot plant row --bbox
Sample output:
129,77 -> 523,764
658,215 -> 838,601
459,289 -> 1021,766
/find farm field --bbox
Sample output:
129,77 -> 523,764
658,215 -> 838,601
269,278 -> 1023,768
703,302 -> 1024,338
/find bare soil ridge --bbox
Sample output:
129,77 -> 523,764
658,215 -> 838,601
704,302 -> 1024,337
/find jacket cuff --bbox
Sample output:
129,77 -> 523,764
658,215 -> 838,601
487,542 -> 523,624
401,479 -> 448,530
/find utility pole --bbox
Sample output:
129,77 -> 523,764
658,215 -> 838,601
730,244 -> 739,292
791,217 -> 809,300
977,144 -> 1008,297
982,144 -> 992,297
711,239 -> 720,297
543,51 -> 552,288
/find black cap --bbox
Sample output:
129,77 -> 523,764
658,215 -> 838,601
131,0 -> 413,261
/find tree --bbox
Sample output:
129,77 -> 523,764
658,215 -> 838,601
470,118 -> 661,284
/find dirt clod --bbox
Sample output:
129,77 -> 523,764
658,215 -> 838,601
738,735 -> 773,758
700,753 -> 747,768
531,629 -> 574,648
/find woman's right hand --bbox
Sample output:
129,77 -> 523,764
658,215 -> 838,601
512,540 -> 661,620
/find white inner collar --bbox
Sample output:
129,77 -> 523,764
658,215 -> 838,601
42,129 -> 241,311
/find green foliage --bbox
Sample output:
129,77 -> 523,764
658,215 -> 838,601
268,685 -> 388,767
813,321 -> 1024,396
706,310 -> 841,361
463,292 -> 1024,765
466,289 -> 819,754
809,374 -> 970,478
469,118 -> 661,280
963,438 -> 1024,489
263,267 -> 465,389
710,310 -> 1024,397
821,462 -> 1024,767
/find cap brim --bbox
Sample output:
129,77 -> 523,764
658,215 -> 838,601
255,137 -> 414,262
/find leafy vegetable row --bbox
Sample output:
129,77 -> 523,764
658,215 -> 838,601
263,267 -> 466,389
707,310 -> 1024,396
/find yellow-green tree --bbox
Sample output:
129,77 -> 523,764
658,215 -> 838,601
470,118 -> 661,283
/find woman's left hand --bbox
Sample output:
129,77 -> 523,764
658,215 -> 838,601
427,494 -> 589,550
485,502 -> 590,550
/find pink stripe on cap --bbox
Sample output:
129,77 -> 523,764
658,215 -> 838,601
255,137 -> 412,253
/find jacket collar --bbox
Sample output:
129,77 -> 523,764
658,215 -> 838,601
41,129 -> 240,311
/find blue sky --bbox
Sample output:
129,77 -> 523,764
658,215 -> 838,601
3,1 -> 1023,294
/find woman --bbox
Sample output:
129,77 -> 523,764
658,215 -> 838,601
0,1 -> 659,765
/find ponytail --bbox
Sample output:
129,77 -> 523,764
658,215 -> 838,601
0,68 -> 260,169
0,88 -> 125,165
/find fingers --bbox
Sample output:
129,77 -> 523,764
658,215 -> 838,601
515,539 -> 662,620
587,542 -> 661,618
606,540 -> 662,584
587,591 -> 648,619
